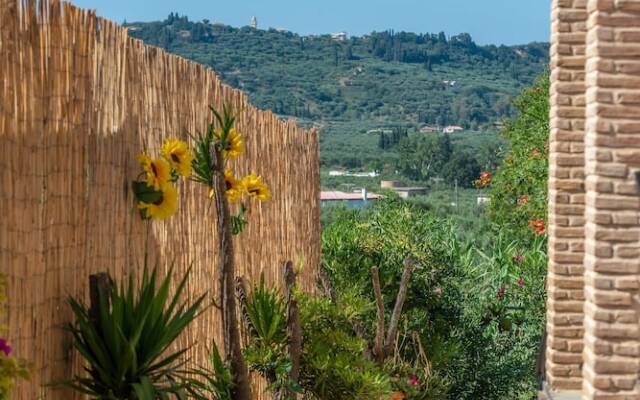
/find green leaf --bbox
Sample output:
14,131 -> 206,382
132,181 -> 163,204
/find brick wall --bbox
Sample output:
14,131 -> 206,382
548,0 -> 588,391
582,0 -> 640,397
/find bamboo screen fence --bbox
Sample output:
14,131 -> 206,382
0,0 -> 320,398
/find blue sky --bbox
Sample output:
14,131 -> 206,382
72,0 -> 550,45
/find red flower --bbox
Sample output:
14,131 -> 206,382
474,171 -> 492,189
391,392 -> 405,400
517,195 -> 529,206
409,375 -> 420,386
518,277 -> 524,288
528,218 -> 545,235
497,287 -> 506,300
512,254 -> 524,264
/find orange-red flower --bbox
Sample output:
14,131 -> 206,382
391,392 -> 406,400
529,218 -> 546,235
529,148 -> 540,159
517,195 -> 529,206
473,171 -> 492,189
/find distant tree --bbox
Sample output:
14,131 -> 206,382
344,45 -> 354,60
378,132 -> 386,150
441,152 -> 481,188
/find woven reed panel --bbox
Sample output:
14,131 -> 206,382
0,0 -> 320,398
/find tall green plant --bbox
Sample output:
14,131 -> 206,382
66,267 -> 205,399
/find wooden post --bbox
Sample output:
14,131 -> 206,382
283,261 -> 302,399
89,273 -> 111,323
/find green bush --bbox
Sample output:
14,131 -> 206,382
241,276 -> 391,400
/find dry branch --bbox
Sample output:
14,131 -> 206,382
371,267 -> 386,364
235,277 -> 256,340
317,268 -> 337,304
383,257 -> 413,357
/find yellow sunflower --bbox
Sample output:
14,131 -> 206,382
242,174 -> 271,202
224,169 -> 245,202
161,139 -> 193,177
138,183 -> 178,220
137,153 -> 171,190
215,128 -> 244,159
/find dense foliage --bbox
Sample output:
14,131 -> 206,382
241,276 -> 392,399
487,74 -> 549,239
320,74 -> 550,399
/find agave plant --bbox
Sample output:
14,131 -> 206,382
245,274 -> 287,346
66,266 -> 205,399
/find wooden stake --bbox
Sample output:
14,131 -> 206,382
283,261 -> 302,399
89,273 -> 111,324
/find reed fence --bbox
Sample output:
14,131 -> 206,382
0,0 -> 320,398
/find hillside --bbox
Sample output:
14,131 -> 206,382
126,14 -> 549,170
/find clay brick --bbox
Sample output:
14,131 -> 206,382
615,246 -> 640,258
593,195 -> 638,210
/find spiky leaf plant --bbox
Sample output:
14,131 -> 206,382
185,342 -> 234,400
245,274 -> 287,346
66,266 -> 205,399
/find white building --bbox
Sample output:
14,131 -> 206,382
331,32 -> 348,41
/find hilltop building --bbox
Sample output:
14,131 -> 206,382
443,125 -> 463,133
250,16 -> 257,29
331,31 -> 348,41
419,125 -> 438,133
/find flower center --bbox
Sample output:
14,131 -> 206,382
171,153 -> 180,163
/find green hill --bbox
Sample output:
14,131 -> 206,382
126,14 -> 548,170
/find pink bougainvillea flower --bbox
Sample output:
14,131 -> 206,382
497,287 -> 506,300
518,276 -> 524,288
512,254 -> 524,264
528,218 -> 546,235
0,338 -> 12,356
409,375 -> 420,386
517,195 -> 529,206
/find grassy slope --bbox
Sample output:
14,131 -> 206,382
127,19 -> 548,168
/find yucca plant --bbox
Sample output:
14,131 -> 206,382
185,342 -> 233,400
66,266 -> 205,399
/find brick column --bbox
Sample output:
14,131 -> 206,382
548,0 -> 588,391
583,0 -> 640,398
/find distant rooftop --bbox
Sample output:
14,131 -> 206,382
321,191 -> 382,201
